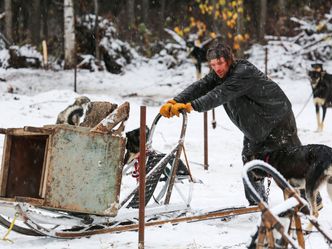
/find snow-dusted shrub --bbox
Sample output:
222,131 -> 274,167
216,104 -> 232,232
0,45 -> 42,69
246,8 -> 332,79
77,14 -> 139,74
151,41 -> 188,69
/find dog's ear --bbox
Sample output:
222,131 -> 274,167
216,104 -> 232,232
311,63 -> 323,72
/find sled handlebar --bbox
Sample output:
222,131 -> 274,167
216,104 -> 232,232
146,111 -> 188,150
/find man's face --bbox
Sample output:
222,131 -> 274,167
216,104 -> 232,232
209,57 -> 230,78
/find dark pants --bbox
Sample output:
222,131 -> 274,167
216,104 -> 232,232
242,111 -> 301,205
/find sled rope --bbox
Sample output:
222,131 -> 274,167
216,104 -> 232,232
2,213 -> 18,243
295,92 -> 313,118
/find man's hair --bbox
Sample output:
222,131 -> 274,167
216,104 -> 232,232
206,42 -> 234,64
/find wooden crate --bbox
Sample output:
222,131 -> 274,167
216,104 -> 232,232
0,125 -> 125,216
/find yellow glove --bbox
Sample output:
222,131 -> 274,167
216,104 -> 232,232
159,99 -> 177,118
170,103 -> 193,117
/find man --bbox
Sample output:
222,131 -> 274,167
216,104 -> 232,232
159,42 -> 302,205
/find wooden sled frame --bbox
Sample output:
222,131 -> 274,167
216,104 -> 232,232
243,160 -> 332,248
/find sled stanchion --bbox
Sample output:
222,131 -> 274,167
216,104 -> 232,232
164,111 -> 187,204
138,106 -> 146,249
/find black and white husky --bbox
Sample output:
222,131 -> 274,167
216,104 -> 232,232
56,96 -> 91,125
124,127 -> 189,177
255,144 -> 332,217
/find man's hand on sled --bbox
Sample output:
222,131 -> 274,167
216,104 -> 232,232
170,103 -> 193,117
160,99 -> 177,118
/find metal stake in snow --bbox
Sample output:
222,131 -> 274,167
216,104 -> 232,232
138,106 -> 146,249
265,47 -> 268,75
204,112 -> 209,170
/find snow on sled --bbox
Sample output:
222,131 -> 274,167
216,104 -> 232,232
0,103 -> 259,239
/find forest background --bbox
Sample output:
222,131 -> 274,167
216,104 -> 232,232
1,0 -> 332,75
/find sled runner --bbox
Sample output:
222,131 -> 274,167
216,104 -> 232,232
0,112 -> 259,238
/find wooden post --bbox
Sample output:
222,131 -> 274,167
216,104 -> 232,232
74,37 -> 77,93
138,106 -> 146,249
204,112 -> 209,170
264,47 -> 268,75
211,109 -> 216,129
196,71 -> 209,170
293,208 -> 305,248
42,40 -> 48,69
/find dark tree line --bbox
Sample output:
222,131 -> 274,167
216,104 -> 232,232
0,0 -> 331,68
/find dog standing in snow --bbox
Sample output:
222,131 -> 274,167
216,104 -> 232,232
254,144 -> 332,218
56,96 -> 91,125
308,63 -> 332,132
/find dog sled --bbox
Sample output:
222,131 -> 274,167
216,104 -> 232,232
0,107 -> 260,239
243,160 -> 332,248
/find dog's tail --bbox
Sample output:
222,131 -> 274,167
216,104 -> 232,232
327,176 -> 332,202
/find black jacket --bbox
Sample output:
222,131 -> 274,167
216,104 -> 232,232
174,59 -> 293,142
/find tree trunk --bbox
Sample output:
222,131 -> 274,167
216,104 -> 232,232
29,0 -> 41,46
127,0 -> 135,28
159,0 -> 166,31
258,0 -> 267,43
41,0 -> 49,41
211,0 -> 219,34
141,0 -> 148,24
94,0 -> 100,61
278,0 -> 286,16
236,2 -> 245,57
4,0 -> 13,44
64,0 -> 76,69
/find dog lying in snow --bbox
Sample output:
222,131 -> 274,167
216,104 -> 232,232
253,144 -> 332,218
56,96 -> 91,125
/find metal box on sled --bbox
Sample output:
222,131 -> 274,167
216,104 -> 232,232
0,125 -> 125,216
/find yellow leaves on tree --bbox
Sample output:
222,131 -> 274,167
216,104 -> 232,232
174,0 -> 249,51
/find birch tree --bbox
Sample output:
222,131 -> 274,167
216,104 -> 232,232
64,0 -> 76,69
4,0 -> 13,43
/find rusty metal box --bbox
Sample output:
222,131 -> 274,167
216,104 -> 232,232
0,125 -> 125,216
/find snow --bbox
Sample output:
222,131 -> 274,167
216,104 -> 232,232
1,47 -> 332,248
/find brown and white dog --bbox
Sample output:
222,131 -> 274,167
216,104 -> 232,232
308,63 -> 332,132
254,144 -> 332,218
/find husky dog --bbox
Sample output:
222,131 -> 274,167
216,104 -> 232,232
56,96 -> 91,125
254,144 -> 332,217
124,126 -> 150,165
327,177 -> 332,201
124,127 -> 189,177
308,63 -> 332,132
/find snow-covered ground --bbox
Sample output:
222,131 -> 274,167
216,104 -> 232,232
0,53 -> 332,248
